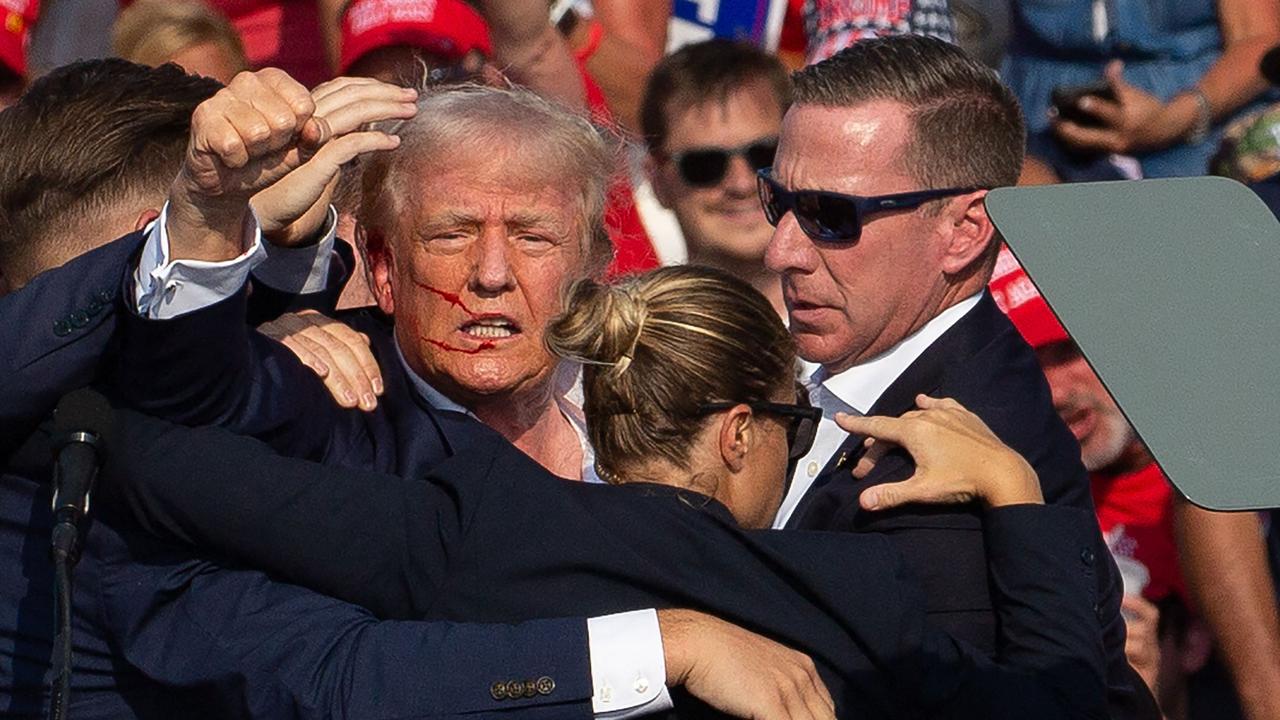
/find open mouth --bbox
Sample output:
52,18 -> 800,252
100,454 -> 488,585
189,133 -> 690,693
460,315 -> 521,340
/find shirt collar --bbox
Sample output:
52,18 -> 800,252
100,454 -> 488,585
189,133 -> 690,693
393,340 -> 472,416
393,340 -> 602,482
816,292 -> 983,414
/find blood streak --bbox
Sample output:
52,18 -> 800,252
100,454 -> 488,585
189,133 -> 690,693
414,281 -> 495,354
424,338 -> 496,355
414,281 -> 479,318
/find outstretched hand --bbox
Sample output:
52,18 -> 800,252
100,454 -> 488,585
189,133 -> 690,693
837,395 -> 1043,512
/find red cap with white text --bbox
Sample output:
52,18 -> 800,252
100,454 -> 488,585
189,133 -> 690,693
339,0 -> 491,74
989,244 -> 1070,349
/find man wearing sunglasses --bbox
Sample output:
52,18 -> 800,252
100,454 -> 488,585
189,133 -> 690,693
641,39 -> 791,315
762,35 -> 1159,720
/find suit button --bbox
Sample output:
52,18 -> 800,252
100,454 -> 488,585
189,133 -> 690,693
1094,602 -> 1104,619
85,300 -> 103,316
505,680 -> 524,699
52,319 -> 71,337
490,682 -> 507,700
522,680 -> 538,698
69,310 -> 90,328
1080,548 -> 1095,566
96,289 -> 114,305
535,676 -> 555,696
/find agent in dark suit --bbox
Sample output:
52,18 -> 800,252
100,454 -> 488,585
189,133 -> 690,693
757,36 -> 1154,717
102,266 -> 1108,719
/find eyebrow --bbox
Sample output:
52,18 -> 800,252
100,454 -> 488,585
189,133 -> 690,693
420,209 -> 570,233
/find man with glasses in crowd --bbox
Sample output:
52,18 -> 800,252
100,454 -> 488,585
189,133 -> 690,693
756,34 -> 1160,720
641,39 -> 790,315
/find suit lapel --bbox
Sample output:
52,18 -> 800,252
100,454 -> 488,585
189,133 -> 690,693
784,295 -> 1003,529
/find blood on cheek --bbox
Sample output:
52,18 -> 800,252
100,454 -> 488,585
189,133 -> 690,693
412,280 -> 496,354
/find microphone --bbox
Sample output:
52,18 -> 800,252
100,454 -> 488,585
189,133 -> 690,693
1261,45 -> 1280,87
49,389 -> 112,564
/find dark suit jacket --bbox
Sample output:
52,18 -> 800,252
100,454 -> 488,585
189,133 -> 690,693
784,293 -> 1155,718
1,235 -> 591,719
103,410 -> 1110,720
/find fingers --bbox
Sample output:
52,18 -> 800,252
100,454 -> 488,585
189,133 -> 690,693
258,312 -> 384,412
859,477 -> 925,511
1052,118 -> 1123,153
313,80 -> 419,136
187,69 -> 320,183
834,412 -> 909,445
851,437 -> 887,479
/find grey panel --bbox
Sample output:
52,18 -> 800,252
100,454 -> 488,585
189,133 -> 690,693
986,177 -> 1280,510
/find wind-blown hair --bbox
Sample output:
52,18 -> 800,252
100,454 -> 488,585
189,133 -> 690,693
358,83 -> 618,275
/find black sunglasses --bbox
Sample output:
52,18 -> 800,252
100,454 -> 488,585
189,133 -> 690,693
756,168 -> 982,243
671,138 -> 778,188
698,383 -> 821,463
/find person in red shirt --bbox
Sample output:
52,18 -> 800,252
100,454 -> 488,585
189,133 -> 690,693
993,247 -> 1215,719
0,0 -> 35,109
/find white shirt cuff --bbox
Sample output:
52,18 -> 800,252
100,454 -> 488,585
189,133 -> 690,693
251,205 -> 337,294
587,609 -> 672,717
133,202 -> 265,320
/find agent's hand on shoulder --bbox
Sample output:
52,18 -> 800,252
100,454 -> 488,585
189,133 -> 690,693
258,310 -> 383,411
838,395 -> 1043,512
658,609 -> 835,719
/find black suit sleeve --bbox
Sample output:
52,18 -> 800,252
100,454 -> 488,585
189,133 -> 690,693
911,504 -> 1108,719
104,410 -> 463,619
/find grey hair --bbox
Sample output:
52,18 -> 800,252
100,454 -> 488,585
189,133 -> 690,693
358,83 -> 618,275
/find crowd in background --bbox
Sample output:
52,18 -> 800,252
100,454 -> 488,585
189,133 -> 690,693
1,2 -> 1280,720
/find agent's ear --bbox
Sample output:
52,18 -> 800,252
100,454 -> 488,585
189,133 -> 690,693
939,190 -> 996,276
717,405 -> 755,473
360,224 -> 396,316
134,208 -> 162,232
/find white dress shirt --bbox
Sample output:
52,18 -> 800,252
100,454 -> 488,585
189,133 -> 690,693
132,206 -> 670,716
773,293 -> 984,528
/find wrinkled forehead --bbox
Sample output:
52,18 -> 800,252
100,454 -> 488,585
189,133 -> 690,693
381,135 -> 591,232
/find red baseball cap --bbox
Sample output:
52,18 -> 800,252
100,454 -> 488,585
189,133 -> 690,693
0,0 -> 37,78
339,0 -> 491,75
989,244 -> 1070,349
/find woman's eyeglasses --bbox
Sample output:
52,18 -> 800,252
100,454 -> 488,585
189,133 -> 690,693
698,384 -> 821,463
756,168 -> 981,243
671,138 -> 778,188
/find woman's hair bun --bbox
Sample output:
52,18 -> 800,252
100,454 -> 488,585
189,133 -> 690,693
546,277 -> 649,375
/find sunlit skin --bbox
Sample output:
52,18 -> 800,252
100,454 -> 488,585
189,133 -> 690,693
1035,341 -> 1146,474
764,101 -> 992,375
366,146 -> 588,477
652,81 -> 783,276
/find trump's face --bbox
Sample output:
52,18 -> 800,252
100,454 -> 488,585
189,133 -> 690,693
368,149 -> 587,404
